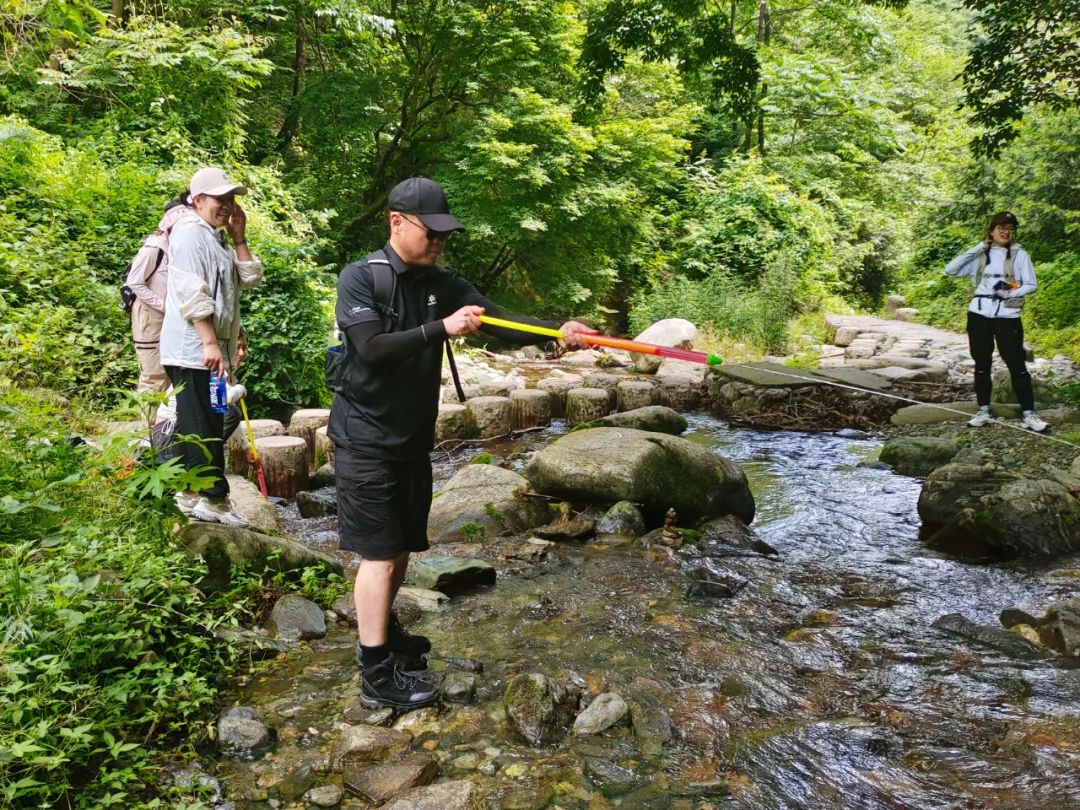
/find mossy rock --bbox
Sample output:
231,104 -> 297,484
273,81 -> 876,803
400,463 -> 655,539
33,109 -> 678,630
526,427 -> 754,525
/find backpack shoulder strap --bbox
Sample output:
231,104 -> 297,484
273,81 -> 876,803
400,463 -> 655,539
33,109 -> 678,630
1003,248 -> 1015,282
975,250 -> 988,288
365,249 -> 398,331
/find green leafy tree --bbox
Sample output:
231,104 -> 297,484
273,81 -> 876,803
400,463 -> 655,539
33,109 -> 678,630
961,0 -> 1080,155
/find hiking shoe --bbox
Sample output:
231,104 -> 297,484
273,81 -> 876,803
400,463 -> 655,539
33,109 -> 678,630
388,611 -> 432,658
174,492 -> 199,516
968,410 -> 993,428
360,656 -> 438,710
191,497 -> 249,528
1021,412 -> 1049,433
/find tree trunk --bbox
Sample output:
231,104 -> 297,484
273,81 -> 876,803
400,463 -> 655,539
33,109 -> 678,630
287,407 -> 331,467
255,436 -> 310,499
227,418 -> 286,476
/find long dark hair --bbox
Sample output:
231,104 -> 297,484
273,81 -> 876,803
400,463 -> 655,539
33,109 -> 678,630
163,188 -> 193,212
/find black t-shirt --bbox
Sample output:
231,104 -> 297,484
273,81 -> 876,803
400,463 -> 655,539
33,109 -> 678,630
328,243 -> 558,459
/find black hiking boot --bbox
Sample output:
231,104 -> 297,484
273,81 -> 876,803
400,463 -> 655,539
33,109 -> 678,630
360,655 -> 439,710
388,611 -> 432,658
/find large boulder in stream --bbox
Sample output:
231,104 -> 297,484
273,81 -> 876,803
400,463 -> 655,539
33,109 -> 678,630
918,463 -> 1080,557
180,523 -> 343,592
427,463 -> 548,544
630,318 -> 697,373
526,428 -> 754,525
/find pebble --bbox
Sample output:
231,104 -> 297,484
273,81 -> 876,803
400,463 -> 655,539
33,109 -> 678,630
304,785 -> 343,807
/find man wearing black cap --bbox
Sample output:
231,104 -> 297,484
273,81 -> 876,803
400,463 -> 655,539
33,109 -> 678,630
329,176 -> 595,709
944,211 -> 1048,433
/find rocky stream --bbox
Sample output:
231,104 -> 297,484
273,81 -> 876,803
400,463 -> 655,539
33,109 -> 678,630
195,412 -> 1080,810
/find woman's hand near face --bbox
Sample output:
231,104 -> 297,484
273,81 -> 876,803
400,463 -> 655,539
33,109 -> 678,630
226,202 -> 247,243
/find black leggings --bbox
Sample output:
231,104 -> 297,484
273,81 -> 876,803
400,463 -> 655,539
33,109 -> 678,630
966,312 -> 1034,412
164,366 -> 229,498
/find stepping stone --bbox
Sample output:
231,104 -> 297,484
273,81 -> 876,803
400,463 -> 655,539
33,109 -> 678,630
712,362 -> 822,388
407,556 -> 496,594
844,342 -> 878,359
815,367 -> 892,392
870,366 -> 928,382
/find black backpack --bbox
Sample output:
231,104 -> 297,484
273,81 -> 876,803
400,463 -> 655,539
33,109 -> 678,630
120,244 -> 165,314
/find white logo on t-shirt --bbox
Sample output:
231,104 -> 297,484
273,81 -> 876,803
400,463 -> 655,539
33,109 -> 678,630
427,295 -> 437,306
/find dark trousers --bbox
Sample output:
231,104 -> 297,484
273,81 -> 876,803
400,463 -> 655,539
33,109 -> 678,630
164,365 -> 229,498
966,312 -> 1034,412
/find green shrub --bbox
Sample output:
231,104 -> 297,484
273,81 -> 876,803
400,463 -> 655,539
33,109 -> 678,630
0,390 -> 234,806
627,156 -> 839,353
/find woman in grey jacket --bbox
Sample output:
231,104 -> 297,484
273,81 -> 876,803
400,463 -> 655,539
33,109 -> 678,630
159,167 -> 263,525
944,211 -> 1047,432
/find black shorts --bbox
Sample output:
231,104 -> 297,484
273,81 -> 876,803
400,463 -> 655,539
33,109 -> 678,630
335,447 -> 432,560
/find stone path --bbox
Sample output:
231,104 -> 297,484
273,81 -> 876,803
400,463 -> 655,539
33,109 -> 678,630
822,313 -> 971,383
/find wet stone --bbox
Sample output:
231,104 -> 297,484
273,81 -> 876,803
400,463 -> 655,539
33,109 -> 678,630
297,487 -> 337,518
172,768 -> 223,803
932,613 -> 1052,661
214,627 -> 288,660
698,514 -> 778,556
268,593 -> 327,642
585,757 -> 643,797
342,706 -> 394,727
217,707 -> 276,760
343,752 -> 439,804
304,784 -> 344,807
533,501 -> 595,541
1041,598 -> 1080,657
573,692 -> 629,736
1000,607 -> 1041,629
596,500 -> 646,537
685,564 -> 748,599
626,688 -> 673,757
379,779 -> 477,810
311,462 -> 336,489
441,656 -> 484,673
277,763 -> 316,802
331,724 -> 411,769
504,673 -> 580,746
407,556 -> 496,594
394,586 -> 450,612
443,672 -> 477,703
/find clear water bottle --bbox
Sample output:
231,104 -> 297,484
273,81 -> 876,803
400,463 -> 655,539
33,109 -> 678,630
209,373 -> 228,414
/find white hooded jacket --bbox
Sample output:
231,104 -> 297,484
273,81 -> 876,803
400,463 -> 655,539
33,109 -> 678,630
944,242 -> 1036,320
159,213 -> 263,370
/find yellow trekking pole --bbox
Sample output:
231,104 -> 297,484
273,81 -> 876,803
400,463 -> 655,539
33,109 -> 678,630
239,398 -> 269,499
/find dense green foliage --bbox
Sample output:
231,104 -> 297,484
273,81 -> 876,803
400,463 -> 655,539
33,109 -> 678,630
0,390 -> 228,807
2,0 -> 1078,804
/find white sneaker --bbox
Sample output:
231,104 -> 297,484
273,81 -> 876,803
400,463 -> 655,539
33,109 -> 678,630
191,497 -> 249,528
174,492 -> 199,515
968,410 -> 992,428
1021,412 -> 1049,433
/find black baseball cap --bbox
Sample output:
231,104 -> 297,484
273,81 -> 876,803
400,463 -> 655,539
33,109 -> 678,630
387,177 -> 464,232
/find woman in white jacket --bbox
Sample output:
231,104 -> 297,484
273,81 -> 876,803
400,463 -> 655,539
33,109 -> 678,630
944,211 -> 1047,432
159,167 -> 263,525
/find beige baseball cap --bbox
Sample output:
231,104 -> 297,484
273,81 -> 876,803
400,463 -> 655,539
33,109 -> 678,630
189,166 -> 248,198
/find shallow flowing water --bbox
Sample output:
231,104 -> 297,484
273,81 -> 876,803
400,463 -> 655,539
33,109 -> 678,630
218,412 -> 1080,809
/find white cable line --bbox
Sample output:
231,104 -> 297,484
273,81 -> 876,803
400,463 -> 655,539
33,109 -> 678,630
718,362 -> 1080,451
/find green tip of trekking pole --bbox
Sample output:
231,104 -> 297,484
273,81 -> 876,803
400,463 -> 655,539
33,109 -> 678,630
707,354 -> 724,365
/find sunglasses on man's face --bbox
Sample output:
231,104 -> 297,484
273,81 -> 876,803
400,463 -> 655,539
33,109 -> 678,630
401,215 -> 453,242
